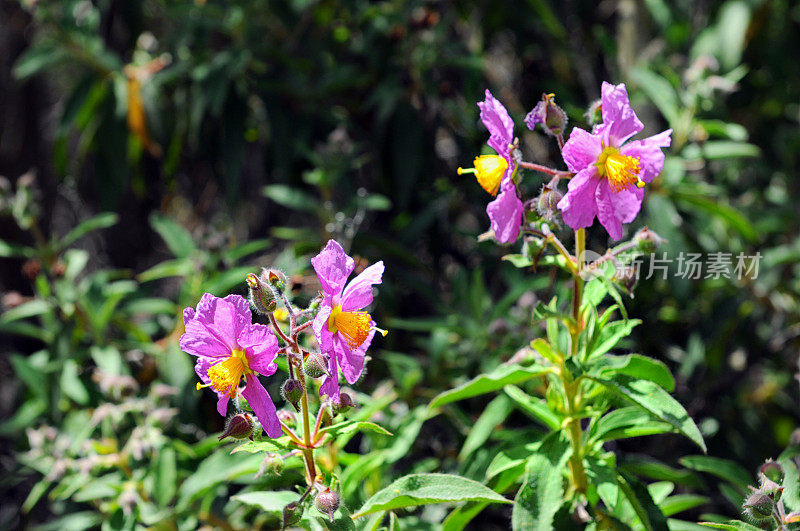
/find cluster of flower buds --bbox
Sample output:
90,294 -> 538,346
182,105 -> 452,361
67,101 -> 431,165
741,460 -> 800,525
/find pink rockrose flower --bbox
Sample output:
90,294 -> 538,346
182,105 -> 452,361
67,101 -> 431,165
180,293 -> 282,438
311,240 -> 385,399
557,82 -> 672,240
459,90 -> 524,243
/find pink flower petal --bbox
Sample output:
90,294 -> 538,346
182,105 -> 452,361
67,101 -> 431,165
594,179 -> 643,240
336,330 -> 372,385
239,322 -> 279,376
478,89 -> 514,149
319,348 -> 341,399
487,185 -> 523,244
195,356 -> 231,416
242,374 -> 282,438
180,293 -> 238,358
311,240 -> 354,297
600,82 -> 643,146
313,305 -> 334,355
341,261 -> 384,311
557,167 -> 601,230
561,128 -> 603,173
620,129 -> 672,184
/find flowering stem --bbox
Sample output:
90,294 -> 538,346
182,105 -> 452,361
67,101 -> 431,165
564,228 -> 587,495
518,160 -> 572,178
295,347 -> 318,485
280,421 -> 304,447
268,313 -> 291,345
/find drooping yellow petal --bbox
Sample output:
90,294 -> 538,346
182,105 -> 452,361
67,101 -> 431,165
327,305 -> 372,349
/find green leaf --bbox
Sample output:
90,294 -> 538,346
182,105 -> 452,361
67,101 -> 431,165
138,258 -> 195,282
586,320 -> 641,360
0,239 -> 34,258
659,494 -> 709,517
699,521 -> 763,531
591,407 -> 675,443
429,363 -> 553,408
61,359 -> 89,405
0,299 -> 50,323
230,438 -> 293,454
153,447 -> 177,506
231,490 -> 299,514
459,394 -> 514,461
221,238 -> 272,263
594,354 -> 675,392
262,184 -> 320,212
618,471 -> 669,531
678,456 -> 751,488
630,68 -> 680,127
503,385 -> 562,430
13,44 -> 71,80
502,254 -> 534,268
149,213 -> 197,258
778,457 -> 800,512
672,191 -> 757,242
60,213 -> 118,249
320,420 -> 393,438
351,474 -> 510,519
511,432 -> 571,530
588,375 -> 706,452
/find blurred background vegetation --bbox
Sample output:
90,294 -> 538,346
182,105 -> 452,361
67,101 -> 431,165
1,0 -> 799,528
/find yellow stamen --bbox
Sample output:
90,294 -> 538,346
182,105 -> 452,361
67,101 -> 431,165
199,349 -> 251,399
596,146 -> 642,193
327,305 -> 375,349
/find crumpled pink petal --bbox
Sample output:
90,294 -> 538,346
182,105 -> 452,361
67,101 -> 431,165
239,322 -> 279,376
311,240 -> 354,297
242,373 -> 282,438
620,129 -> 672,184
561,127 -> 603,173
599,81 -> 643,147
180,293 -> 239,357
341,261 -> 384,312
478,89 -> 515,181
487,183 -> 523,244
337,328 -> 374,385
595,179 -> 643,240
557,167 -> 601,230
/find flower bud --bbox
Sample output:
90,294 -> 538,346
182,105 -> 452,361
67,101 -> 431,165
218,413 -> 254,441
256,452 -> 284,477
633,227 -> 666,253
266,269 -> 287,292
743,491 -> 775,521
760,460 -> 784,484
525,93 -> 568,137
281,379 -> 303,410
304,352 -> 329,378
282,501 -> 304,527
246,273 -> 277,314
535,186 -> 563,222
759,476 -> 783,502
314,488 -> 340,520
332,392 -> 355,415
585,99 -> 602,126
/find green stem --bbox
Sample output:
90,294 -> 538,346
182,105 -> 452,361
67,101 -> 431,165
295,349 -> 318,485
564,228 -> 587,494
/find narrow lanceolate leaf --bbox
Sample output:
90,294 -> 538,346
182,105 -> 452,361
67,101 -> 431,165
618,471 -> 669,531
429,363 -> 553,408
351,474 -> 510,519
320,420 -> 393,438
678,456 -> 751,489
230,438 -> 293,454
588,375 -> 706,452
594,354 -> 675,392
698,521 -> 763,531
511,432 -> 571,531
231,491 -> 299,514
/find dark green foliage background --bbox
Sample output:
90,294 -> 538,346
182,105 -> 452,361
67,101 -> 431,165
1,0 -> 799,528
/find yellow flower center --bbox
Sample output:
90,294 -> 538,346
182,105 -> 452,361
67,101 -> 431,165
197,349 -> 251,399
596,146 -> 644,193
327,305 -> 373,349
458,154 -> 508,196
